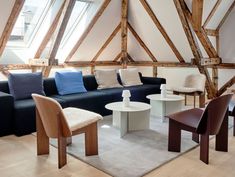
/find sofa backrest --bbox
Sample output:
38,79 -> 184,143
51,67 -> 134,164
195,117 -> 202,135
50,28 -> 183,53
0,72 -> 144,95
0,81 -> 9,93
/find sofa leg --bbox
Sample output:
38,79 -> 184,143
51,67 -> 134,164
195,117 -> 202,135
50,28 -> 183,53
36,109 -> 49,155
168,120 -> 181,152
216,110 -> 228,152
85,122 -> 98,156
200,133 -> 209,164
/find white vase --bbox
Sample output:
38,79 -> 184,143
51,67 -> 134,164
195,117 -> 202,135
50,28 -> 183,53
123,97 -> 130,107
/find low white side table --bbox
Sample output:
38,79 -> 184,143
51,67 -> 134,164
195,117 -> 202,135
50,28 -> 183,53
105,101 -> 151,137
146,94 -> 184,122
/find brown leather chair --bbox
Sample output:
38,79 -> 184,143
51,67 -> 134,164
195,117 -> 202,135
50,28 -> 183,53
32,94 -> 102,168
167,94 -> 233,164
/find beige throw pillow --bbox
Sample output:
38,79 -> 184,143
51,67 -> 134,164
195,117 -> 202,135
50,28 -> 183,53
94,69 -> 122,89
119,68 -> 143,86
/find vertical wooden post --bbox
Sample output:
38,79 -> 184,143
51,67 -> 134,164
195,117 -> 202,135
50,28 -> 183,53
212,67 -> 218,91
153,66 -> 157,77
91,65 -> 95,75
121,0 -> 128,69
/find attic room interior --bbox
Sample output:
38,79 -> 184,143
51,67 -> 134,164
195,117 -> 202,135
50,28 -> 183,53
0,0 -> 235,176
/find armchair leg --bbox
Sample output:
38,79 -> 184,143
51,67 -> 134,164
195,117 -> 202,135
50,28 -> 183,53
67,137 -> 72,146
199,93 -> 205,108
216,110 -> 228,152
200,133 -> 209,164
185,95 -> 187,106
85,122 -> 98,156
36,109 -> 49,155
192,132 -> 199,143
168,120 -> 181,152
58,136 -> 67,169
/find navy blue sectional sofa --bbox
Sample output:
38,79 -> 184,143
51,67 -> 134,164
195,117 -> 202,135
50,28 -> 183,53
0,73 -> 166,136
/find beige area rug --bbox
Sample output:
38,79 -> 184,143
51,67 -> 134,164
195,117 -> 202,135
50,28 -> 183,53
51,115 -> 200,177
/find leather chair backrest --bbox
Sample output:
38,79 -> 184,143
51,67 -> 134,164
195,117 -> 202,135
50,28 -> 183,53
184,74 -> 206,92
32,94 -> 71,138
197,94 -> 233,135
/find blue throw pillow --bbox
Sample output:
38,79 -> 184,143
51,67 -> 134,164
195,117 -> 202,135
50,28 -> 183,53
55,71 -> 87,95
8,72 -> 45,100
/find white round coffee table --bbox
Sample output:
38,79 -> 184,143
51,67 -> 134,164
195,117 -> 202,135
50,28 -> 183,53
105,101 -> 151,137
146,94 -> 184,122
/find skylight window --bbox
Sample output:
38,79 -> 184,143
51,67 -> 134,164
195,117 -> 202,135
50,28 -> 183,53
60,0 -> 90,47
8,0 -> 52,46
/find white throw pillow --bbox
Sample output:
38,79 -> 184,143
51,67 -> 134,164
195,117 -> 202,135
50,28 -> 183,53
94,69 -> 122,89
119,68 -> 143,86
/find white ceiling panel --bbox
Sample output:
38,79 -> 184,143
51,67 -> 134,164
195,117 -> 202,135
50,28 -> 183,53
0,0 -> 15,37
128,0 -> 177,62
147,0 -> 193,62
127,30 -> 152,61
206,0 -> 234,29
70,0 -> 121,61
97,31 -> 121,61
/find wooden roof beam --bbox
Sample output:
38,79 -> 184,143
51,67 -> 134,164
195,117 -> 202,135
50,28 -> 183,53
127,22 -> 158,62
183,1 -> 218,58
192,0 -> 204,30
174,0 -> 216,98
139,0 -> 185,63
65,0 -> 111,62
0,0 -> 25,57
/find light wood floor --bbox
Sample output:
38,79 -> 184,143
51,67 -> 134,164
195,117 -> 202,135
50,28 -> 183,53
0,127 -> 235,177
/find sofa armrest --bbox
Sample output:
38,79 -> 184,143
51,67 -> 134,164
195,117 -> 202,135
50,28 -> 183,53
141,76 -> 166,85
0,91 -> 14,136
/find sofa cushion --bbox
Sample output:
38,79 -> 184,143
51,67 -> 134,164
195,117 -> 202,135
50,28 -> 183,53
83,75 -> 98,91
43,78 -> 59,96
95,69 -> 122,89
55,71 -> 87,95
119,68 -> 143,86
54,91 -> 111,116
8,72 -> 45,100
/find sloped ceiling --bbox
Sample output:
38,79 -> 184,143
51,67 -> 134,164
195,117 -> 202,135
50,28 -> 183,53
0,0 -> 15,37
220,6 -> 235,63
70,0 -> 121,61
0,0 -> 235,64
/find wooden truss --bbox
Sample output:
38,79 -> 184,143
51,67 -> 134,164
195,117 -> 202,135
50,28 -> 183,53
0,0 -> 234,96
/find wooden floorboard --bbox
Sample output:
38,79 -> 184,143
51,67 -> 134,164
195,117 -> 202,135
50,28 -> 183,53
0,126 -> 235,177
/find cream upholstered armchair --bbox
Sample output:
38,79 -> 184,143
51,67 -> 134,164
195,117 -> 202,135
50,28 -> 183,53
172,74 -> 206,108
32,94 -> 102,169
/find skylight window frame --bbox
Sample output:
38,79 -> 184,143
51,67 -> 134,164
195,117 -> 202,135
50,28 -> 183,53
7,0 -> 55,48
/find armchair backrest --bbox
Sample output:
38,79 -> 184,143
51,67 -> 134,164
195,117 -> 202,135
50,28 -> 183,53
197,94 -> 233,135
184,74 -> 206,92
32,94 -> 71,138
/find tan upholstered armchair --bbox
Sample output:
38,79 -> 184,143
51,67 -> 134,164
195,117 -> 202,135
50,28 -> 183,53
32,94 -> 102,169
172,74 -> 206,108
